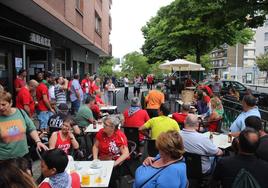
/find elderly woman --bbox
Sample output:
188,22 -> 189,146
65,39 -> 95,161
93,115 -> 129,166
134,131 -> 187,188
123,97 -> 150,141
0,91 -> 48,166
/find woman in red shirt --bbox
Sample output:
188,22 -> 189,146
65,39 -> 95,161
49,118 -> 79,155
123,97 -> 150,141
92,115 -> 129,166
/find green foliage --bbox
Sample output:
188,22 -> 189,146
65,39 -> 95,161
142,0 -> 259,64
98,58 -> 116,77
148,61 -> 169,79
121,51 -> 150,79
256,52 -> 268,81
185,54 -> 212,72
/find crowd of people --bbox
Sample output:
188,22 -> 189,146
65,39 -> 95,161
1,70 -> 268,188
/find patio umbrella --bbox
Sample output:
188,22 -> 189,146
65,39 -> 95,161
159,59 -> 205,71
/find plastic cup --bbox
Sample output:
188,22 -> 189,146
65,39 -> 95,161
81,173 -> 90,186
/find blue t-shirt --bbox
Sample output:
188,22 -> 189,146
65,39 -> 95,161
230,107 -> 261,132
133,157 -> 187,188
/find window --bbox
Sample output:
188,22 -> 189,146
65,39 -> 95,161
265,46 -> 268,53
244,50 -> 248,56
95,12 -> 102,35
76,0 -> 83,12
265,32 -> 268,41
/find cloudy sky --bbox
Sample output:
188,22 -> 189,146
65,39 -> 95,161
110,0 -> 174,58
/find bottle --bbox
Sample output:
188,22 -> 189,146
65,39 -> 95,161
228,130 -> 232,143
93,121 -> 97,129
209,132 -> 213,140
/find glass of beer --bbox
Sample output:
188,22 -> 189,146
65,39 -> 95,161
81,172 -> 90,186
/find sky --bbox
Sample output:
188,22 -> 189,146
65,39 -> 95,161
110,0 -> 174,58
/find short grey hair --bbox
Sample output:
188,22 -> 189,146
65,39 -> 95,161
131,97 -> 140,107
103,114 -> 122,129
181,103 -> 191,112
185,114 -> 199,127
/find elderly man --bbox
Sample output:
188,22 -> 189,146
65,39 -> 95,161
139,103 -> 179,139
180,114 -> 223,174
75,95 -> 95,127
230,95 -> 261,137
145,83 -> 165,118
16,79 -> 39,117
212,128 -> 268,188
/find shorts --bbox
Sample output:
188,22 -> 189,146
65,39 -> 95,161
37,111 -> 50,129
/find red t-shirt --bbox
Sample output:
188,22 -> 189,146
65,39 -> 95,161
91,104 -> 101,119
147,76 -> 153,84
185,79 -> 194,87
16,87 -> 35,117
203,95 -> 211,104
172,112 -> 188,124
39,172 -> 80,188
55,131 -> 71,155
36,82 -> 49,111
14,77 -> 26,92
95,95 -> 104,105
96,129 -> 128,160
90,81 -> 98,94
123,109 -> 150,141
81,79 -> 91,94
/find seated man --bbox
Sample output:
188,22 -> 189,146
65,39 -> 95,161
48,103 -> 80,136
172,103 -> 190,127
39,149 -> 80,188
75,96 -> 95,128
123,97 -> 150,141
245,116 -> 268,162
212,128 -> 268,188
95,90 -> 106,107
180,114 -> 223,174
139,103 -> 180,140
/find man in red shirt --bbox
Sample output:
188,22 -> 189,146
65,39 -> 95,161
16,79 -> 39,117
147,74 -> 154,90
172,103 -> 190,128
14,69 -> 27,92
36,71 -> 55,131
80,73 -> 91,101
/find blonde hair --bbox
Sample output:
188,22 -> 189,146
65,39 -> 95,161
156,130 -> 185,159
0,91 -> 12,103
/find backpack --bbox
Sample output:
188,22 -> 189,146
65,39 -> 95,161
232,168 -> 261,188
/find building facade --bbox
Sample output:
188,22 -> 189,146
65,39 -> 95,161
0,0 -> 112,93
211,20 -> 268,83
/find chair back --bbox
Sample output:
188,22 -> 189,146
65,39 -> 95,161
184,152 -> 203,179
127,140 -> 137,158
146,139 -> 158,157
123,127 -> 140,147
216,117 -> 223,133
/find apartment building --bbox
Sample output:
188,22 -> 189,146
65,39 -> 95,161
0,0 -> 112,93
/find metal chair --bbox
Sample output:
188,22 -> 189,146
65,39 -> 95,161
123,127 -> 140,153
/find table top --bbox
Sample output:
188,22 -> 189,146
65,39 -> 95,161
85,123 -> 103,133
66,160 -> 114,187
203,132 -> 232,149
100,106 -> 117,111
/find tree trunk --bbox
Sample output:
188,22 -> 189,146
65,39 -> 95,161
195,44 -> 201,64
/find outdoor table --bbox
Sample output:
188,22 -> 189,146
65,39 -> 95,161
108,88 -> 120,106
100,105 -> 117,114
66,160 -> 114,187
185,86 -> 196,90
203,132 -> 232,149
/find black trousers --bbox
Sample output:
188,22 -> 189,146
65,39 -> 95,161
124,87 -> 129,100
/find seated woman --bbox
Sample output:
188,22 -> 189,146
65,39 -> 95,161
39,149 -> 80,188
123,97 -> 150,141
205,96 -> 224,132
93,115 -> 130,188
93,115 -> 129,165
134,131 -> 187,188
196,90 -> 210,116
49,117 -> 79,155
95,90 -> 106,107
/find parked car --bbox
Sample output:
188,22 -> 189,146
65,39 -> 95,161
205,80 -> 268,108
114,78 -> 124,87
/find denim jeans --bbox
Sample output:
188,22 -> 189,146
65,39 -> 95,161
37,111 -> 51,129
71,99 -> 81,115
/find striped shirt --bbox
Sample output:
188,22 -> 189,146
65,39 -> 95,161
54,84 -> 66,106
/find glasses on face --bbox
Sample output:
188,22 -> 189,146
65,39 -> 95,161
103,122 -> 114,128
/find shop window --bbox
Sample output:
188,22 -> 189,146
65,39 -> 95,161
76,0 -> 83,13
95,12 -> 102,36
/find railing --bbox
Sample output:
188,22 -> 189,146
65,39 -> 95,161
222,98 -> 268,131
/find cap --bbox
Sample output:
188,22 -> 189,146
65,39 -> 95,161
58,103 -> 69,111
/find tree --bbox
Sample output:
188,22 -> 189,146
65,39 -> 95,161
256,53 -> 268,82
121,52 -> 150,79
185,54 -> 212,72
142,0 -> 257,64
98,58 -> 116,77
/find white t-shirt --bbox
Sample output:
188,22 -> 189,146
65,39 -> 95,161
124,77 -> 129,87
48,85 -> 55,100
